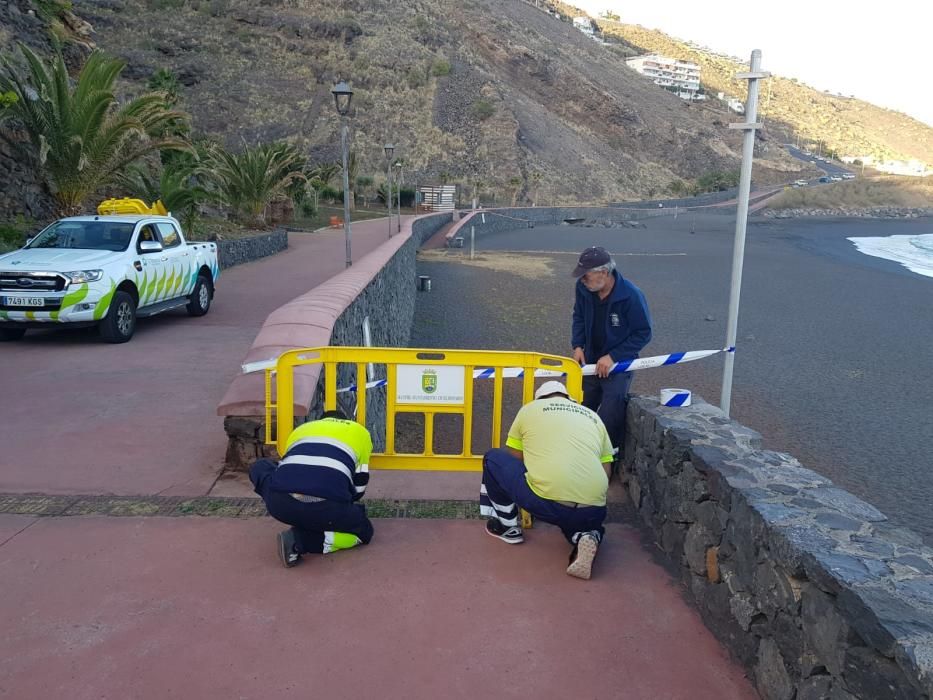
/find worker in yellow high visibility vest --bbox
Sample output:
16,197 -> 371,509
481,381 -> 614,580
249,410 -> 373,568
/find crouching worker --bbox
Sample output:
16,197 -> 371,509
249,410 -> 373,569
481,381 -> 613,580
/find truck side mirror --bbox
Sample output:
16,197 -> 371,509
139,240 -> 164,253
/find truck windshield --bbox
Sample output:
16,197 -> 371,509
27,221 -> 135,252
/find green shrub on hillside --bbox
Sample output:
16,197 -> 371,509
432,59 -> 451,77
472,99 -> 495,121
0,218 -> 36,254
407,67 -> 426,89
34,0 -> 72,22
0,90 -> 18,109
695,170 -> 740,193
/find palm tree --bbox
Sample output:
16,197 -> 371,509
508,176 -> 523,207
118,159 -> 208,234
0,44 -> 189,216
308,162 -> 340,189
204,141 -> 306,227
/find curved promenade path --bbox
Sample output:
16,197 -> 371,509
0,214 -> 756,699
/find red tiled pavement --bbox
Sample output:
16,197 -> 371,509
0,211 -> 759,698
0,219 -> 405,497
0,514 -> 757,700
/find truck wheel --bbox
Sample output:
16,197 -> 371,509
0,328 -> 26,341
99,291 -> 136,343
186,274 -> 212,317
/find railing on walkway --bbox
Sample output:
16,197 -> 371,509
265,347 -> 583,470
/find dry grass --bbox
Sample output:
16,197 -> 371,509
766,176 -> 933,210
418,249 -> 555,279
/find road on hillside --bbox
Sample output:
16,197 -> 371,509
411,213 -> 933,544
785,144 -> 854,180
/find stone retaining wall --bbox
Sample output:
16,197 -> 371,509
764,207 -> 933,219
624,394 -> 933,700
309,213 -> 451,450
221,213 -> 451,468
446,206 -> 682,244
212,229 -> 288,269
0,130 -> 53,222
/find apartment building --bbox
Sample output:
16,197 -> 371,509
625,54 -> 702,99
573,16 -> 595,35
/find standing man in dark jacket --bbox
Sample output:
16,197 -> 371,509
249,410 -> 374,568
571,246 -> 652,469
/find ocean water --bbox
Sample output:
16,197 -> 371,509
847,233 -> 933,278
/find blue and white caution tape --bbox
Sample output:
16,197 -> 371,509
332,347 -> 735,394
660,388 -> 692,407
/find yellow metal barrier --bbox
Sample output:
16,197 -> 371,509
265,346 -> 583,471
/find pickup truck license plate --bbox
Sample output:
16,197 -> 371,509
3,296 -> 45,307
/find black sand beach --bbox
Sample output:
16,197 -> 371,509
412,212 -> 933,543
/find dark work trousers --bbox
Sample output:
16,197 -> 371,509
582,370 -> 634,458
480,448 -> 606,543
249,459 -> 374,554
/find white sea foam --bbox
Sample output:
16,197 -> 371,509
847,233 -> 933,279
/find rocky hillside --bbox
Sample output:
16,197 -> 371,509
594,20 -> 933,165
2,0 -> 814,217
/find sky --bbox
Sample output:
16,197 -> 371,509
572,1 -> 933,128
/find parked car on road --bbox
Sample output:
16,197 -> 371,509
842,173 -> 856,179
0,199 -> 219,343
793,179 -> 808,187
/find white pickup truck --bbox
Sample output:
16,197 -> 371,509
0,209 -> 219,343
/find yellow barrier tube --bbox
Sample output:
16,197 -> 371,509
356,362 -> 367,426
385,363 -> 398,454
324,361 -> 337,412
461,364 -> 474,456
492,368 -> 504,448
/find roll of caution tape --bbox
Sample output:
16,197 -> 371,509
660,388 -> 692,407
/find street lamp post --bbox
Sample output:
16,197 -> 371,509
332,80 -> 354,267
384,144 -> 394,237
394,160 -> 403,233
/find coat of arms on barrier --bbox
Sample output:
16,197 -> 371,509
421,369 -> 438,394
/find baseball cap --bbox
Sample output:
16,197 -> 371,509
534,380 -> 570,400
571,246 -> 611,277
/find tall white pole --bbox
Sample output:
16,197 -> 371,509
341,121 -> 352,267
721,50 -> 769,416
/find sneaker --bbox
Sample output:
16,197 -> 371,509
566,531 -> 600,580
485,517 -> 524,544
277,529 -> 301,568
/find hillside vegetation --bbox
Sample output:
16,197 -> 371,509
6,0 -> 812,210
767,176 -> 933,210
595,21 -> 933,166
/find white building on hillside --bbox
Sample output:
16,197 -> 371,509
625,54 -> 701,100
573,16 -> 594,35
